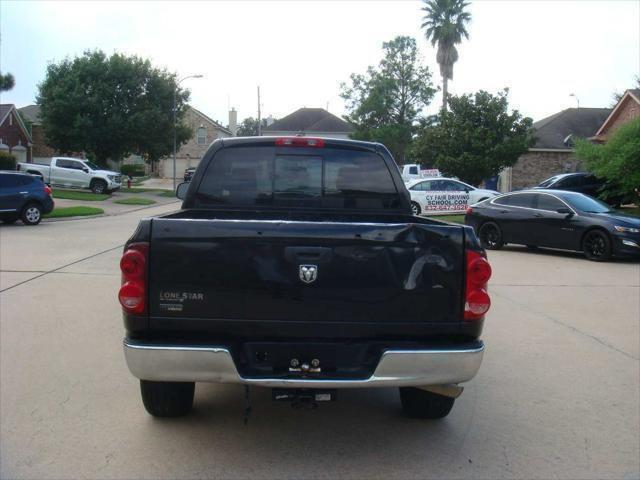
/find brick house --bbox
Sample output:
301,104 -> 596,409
501,107 -> 611,191
590,89 -> 640,143
18,104 -> 85,163
158,106 -> 232,179
262,107 -> 354,139
0,104 -> 33,164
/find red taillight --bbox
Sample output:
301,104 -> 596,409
464,250 -> 491,320
44,185 -> 52,196
275,137 -> 325,148
118,242 -> 148,314
465,207 -> 473,215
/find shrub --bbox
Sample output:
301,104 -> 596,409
0,151 -> 16,170
120,164 -> 147,177
575,117 -> 640,203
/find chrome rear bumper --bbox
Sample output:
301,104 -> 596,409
123,339 -> 484,388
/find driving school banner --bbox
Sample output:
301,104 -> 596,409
423,192 -> 470,213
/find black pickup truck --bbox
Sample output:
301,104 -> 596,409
120,137 -> 491,420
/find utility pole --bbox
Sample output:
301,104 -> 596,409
257,86 -> 262,136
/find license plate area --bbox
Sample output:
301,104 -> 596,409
236,342 -> 380,379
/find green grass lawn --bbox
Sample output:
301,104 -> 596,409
119,187 -> 159,194
428,214 -> 465,224
44,206 -> 104,218
156,190 -> 177,198
52,189 -> 110,201
131,175 -> 150,185
114,197 -> 157,205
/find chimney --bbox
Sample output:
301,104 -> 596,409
229,108 -> 238,136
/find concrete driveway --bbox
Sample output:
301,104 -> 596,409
0,209 -> 638,479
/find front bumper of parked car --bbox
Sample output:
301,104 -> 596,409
107,175 -> 122,191
123,338 -> 485,388
612,232 -> 640,258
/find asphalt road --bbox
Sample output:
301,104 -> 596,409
1,206 -> 639,479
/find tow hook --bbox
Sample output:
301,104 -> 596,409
418,384 -> 464,398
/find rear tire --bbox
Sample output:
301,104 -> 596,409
582,230 -> 612,261
399,387 -> 455,419
91,179 -> 107,194
411,201 -> 421,216
478,221 -> 504,250
140,380 -> 195,417
21,203 -> 42,225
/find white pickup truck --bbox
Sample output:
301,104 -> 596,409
17,157 -> 122,194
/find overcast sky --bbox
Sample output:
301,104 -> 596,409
1,0 -> 639,126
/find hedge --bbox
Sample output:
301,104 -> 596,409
0,151 -> 16,170
120,164 -> 147,177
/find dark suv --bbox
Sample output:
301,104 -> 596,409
534,173 -> 621,206
0,171 -> 54,225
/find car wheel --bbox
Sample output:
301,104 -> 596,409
478,221 -> 504,250
411,201 -> 421,216
582,230 -> 612,261
21,203 -> 43,225
140,380 -> 195,417
91,180 -> 107,194
399,387 -> 455,419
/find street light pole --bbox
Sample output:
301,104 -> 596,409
173,74 -> 203,190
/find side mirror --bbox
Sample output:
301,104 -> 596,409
176,182 -> 189,200
82,167 -> 90,173
556,207 -> 573,216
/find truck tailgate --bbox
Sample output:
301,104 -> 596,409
147,213 -> 465,334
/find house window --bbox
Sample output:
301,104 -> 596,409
197,127 -> 207,145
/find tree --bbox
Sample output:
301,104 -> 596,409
421,0 -> 472,110
37,50 -> 192,166
611,76 -> 640,107
237,117 -> 269,136
410,89 -> 534,186
341,36 -> 436,162
0,72 -> 15,91
575,118 -> 640,203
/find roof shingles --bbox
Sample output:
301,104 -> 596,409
263,107 -> 353,134
532,107 -> 611,149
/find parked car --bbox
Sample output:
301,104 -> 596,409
120,136 -> 492,420
465,190 -> 640,261
0,171 -> 54,225
406,177 -> 499,216
17,157 -> 122,194
184,167 -> 196,182
533,172 -> 621,206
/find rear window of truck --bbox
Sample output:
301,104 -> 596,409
194,146 -> 401,210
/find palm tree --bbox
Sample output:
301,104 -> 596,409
421,0 -> 471,110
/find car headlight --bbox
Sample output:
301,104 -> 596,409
614,225 -> 640,233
